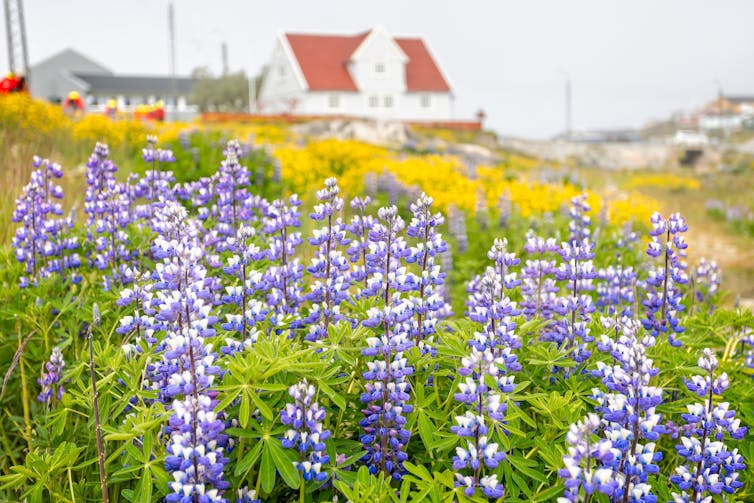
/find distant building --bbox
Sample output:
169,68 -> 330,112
28,48 -> 198,118
698,94 -> 754,132
258,26 -> 454,121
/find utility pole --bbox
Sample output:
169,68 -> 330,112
168,3 -> 176,110
4,0 -> 30,79
565,75 -> 572,140
221,42 -> 228,75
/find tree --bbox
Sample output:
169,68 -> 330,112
189,67 -> 250,113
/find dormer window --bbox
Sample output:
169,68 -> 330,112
375,62 -> 385,73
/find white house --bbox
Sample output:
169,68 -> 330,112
258,26 -> 454,121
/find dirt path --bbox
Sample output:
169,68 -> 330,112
685,216 -> 754,308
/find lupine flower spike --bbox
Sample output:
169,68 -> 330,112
280,380 -> 331,482
643,212 -> 688,347
303,178 -> 351,342
670,348 -> 747,503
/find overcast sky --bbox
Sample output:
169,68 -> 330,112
5,0 -> 754,138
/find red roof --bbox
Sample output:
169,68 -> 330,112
284,30 -> 450,93
394,38 -> 450,92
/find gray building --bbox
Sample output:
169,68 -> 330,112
29,48 -> 198,119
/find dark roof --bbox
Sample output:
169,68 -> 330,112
724,95 -> 754,104
73,73 -> 197,95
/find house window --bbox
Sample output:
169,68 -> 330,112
384,95 -> 393,108
329,94 -> 340,108
421,94 -> 431,108
375,62 -> 385,73
369,96 -> 378,107
278,65 -> 285,77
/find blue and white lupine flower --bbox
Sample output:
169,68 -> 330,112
690,258 -> 720,315
12,156 -> 81,287
359,206 -> 415,480
84,143 -> 135,290
643,212 -> 688,347
262,195 -> 304,331
146,202 -> 230,502
37,347 -> 65,404
568,193 -> 592,243
219,224 -> 267,352
303,178 -> 351,342
280,380 -> 331,482
346,196 -> 374,297
447,204 -> 468,253
597,259 -> 637,318
547,238 -> 597,365
520,231 -> 561,319
558,413 -> 621,502
405,192 -> 449,343
670,348 -> 747,503
450,310 -> 519,498
591,322 -> 665,502
133,135 -> 176,222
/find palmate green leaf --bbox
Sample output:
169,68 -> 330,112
318,379 -> 346,410
259,441 -> 276,494
268,436 -> 301,489
234,439 -> 264,477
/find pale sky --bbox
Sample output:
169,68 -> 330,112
5,0 -> 754,138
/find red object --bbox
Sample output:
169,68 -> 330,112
63,97 -> 84,110
151,106 -> 165,122
0,74 -> 21,94
284,29 -> 451,92
394,38 -> 451,92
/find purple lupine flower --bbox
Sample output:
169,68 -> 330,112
447,204 -> 468,253
280,380 -> 331,482
591,320 -> 665,502
546,239 -> 597,365
558,413 -> 621,501
213,140 -> 255,245
116,266 -> 159,345
133,136 -> 176,221
262,195 -> 304,331
450,344 -> 514,498
219,224 -> 267,353
497,190 -> 511,229
145,202 -> 230,501
643,212 -> 688,347
12,156 -> 81,287
520,231 -> 561,319
690,258 -> 721,315
359,206 -> 414,480
303,178 -> 351,341
670,348 -> 748,503
568,193 -> 592,243
467,268 -> 521,363
405,193 -> 449,343
235,488 -> 260,503
346,196 -> 375,298
37,347 -> 65,404
84,143 -> 135,290
596,259 -> 637,318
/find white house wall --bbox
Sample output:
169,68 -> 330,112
258,38 -> 306,114
349,29 -> 406,94
296,91 -> 453,121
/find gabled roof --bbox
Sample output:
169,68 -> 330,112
283,29 -> 451,93
285,32 -> 369,91
31,48 -> 113,75
394,38 -> 450,92
73,73 -> 197,95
